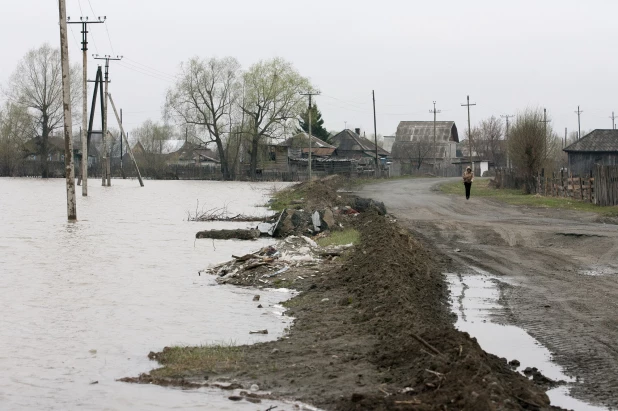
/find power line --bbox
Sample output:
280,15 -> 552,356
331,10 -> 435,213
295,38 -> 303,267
116,61 -> 175,83
123,57 -> 179,79
105,23 -> 115,56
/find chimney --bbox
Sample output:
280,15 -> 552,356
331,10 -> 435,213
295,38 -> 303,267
354,128 -> 361,135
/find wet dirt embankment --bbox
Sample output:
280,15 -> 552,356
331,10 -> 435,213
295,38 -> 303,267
122,177 -> 558,410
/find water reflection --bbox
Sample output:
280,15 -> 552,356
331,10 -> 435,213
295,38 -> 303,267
0,178 -> 298,410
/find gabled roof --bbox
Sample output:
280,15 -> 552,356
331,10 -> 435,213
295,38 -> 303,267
564,129 -> 618,152
395,121 -> 459,143
277,133 -> 335,149
330,129 -> 390,156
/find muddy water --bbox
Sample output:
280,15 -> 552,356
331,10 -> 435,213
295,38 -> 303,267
446,271 -> 608,411
0,178 -> 301,410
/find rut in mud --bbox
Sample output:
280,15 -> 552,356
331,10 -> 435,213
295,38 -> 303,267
360,177 -> 618,409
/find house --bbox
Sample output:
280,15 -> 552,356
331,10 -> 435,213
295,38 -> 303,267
564,129 -> 618,175
266,132 -> 336,171
166,141 -> 219,167
391,121 -> 459,163
330,128 -> 390,160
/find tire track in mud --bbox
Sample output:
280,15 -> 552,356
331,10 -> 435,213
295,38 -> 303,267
360,178 -> 618,409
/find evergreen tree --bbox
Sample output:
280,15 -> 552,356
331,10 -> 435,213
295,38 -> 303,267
297,104 -> 331,143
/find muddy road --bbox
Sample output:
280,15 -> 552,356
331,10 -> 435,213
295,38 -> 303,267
360,178 -> 618,409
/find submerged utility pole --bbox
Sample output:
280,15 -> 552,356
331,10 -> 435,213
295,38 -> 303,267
501,114 -> 514,168
58,0 -> 76,220
429,101 -> 442,171
300,90 -> 320,180
67,16 -> 104,196
461,95 -> 476,168
94,54 -> 122,186
373,90 -> 379,176
575,106 -> 583,139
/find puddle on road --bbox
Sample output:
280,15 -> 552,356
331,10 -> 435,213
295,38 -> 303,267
445,271 -> 608,411
579,265 -> 618,276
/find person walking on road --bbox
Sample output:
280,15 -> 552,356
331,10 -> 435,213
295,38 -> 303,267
463,166 -> 474,200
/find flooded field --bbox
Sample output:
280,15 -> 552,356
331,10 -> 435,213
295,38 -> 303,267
0,178 -> 300,410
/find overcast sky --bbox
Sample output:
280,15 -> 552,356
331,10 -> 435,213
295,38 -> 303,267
1,0 -> 617,140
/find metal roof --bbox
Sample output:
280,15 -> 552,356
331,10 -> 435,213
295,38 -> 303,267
395,121 -> 459,143
330,129 -> 390,156
563,129 -> 618,152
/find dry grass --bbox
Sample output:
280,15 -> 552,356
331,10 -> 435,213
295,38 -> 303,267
149,343 -> 245,378
440,178 -> 618,217
317,228 -> 360,247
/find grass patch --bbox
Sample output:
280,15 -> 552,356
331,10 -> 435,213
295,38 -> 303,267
149,343 -> 245,378
268,186 -> 307,212
317,228 -> 360,247
439,178 -> 618,217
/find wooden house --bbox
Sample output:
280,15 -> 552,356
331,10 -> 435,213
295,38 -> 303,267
330,128 -> 390,160
564,129 -> 618,175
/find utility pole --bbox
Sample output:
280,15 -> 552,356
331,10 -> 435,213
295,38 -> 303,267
67,16 -> 104,197
300,90 -> 320,180
575,106 -> 583,139
58,0 -> 77,220
373,90 -> 379,177
429,101 -> 442,171
461,95 -> 476,168
564,127 -> 567,148
108,93 -> 144,187
539,108 -> 551,160
94,54 -> 122,186
501,114 -> 514,168
610,111 -> 616,130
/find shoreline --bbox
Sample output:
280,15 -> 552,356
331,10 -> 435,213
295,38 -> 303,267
121,178 -> 561,410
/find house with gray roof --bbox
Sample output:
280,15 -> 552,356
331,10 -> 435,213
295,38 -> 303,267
564,129 -> 618,175
330,128 -> 390,160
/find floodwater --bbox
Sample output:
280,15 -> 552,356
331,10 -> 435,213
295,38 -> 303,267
0,178 -> 307,410
446,270 -> 608,411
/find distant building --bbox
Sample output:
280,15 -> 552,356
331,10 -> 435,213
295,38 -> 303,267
265,132 -> 336,171
391,121 -> 459,163
330,128 -> 390,160
564,129 -> 618,175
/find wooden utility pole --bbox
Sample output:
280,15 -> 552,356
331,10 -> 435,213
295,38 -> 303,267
429,101 -> 442,171
300,90 -> 320,180
58,0 -> 77,220
575,106 -> 583,139
461,95 -> 476,168
108,93 -> 144,187
94,54 -> 122,186
501,114 -> 514,168
373,90 -> 379,176
564,127 -> 567,148
539,108 -> 551,160
610,111 -> 616,130
67,16 -> 104,196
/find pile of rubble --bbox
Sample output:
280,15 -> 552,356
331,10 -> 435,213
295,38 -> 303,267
200,235 -> 353,287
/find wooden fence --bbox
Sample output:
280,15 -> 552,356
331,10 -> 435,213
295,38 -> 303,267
594,165 -> 618,206
494,166 -> 618,206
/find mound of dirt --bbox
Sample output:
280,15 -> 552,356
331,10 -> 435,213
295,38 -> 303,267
124,177 -> 555,410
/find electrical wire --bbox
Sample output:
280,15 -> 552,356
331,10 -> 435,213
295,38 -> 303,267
119,59 -> 176,81
116,61 -> 175,83
68,24 -> 81,50
104,23 -> 116,56
123,57 -> 179,79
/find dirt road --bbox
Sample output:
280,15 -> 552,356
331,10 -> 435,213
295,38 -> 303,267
360,178 -> 618,409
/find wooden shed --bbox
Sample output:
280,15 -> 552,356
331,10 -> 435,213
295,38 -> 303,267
564,129 -> 618,175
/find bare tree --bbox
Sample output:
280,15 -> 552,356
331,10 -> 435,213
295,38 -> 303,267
475,116 -> 504,166
508,108 -> 559,193
242,58 -> 311,177
165,57 -> 241,180
3,44 -> 80,177
0,102 -> 35,175
394,140 -> 433,171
